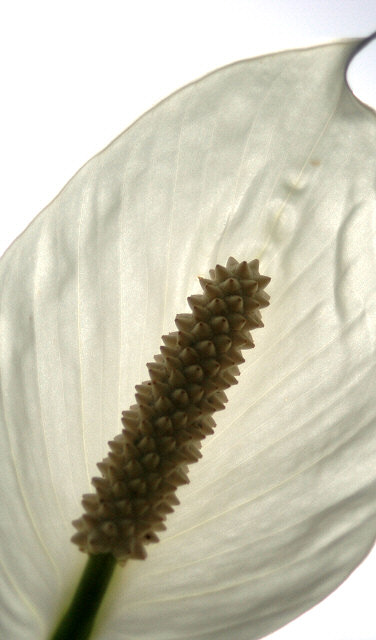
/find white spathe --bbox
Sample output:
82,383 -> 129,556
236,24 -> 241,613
0,39 -> 375,640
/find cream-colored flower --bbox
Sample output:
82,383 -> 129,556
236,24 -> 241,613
0,38 -> 375,640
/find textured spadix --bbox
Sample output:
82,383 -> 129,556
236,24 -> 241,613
1,39 -> 376,640
72,257 -> 270,562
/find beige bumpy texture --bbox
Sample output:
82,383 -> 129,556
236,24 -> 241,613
72,257 -> 270,563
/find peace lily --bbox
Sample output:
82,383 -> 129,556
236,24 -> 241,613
1,36 -> 376,640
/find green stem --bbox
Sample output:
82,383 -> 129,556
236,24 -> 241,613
49,554 -> 117,640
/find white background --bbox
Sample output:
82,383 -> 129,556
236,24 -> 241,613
1,2 -> 376,639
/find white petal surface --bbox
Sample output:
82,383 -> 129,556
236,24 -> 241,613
1,39 -> 376,640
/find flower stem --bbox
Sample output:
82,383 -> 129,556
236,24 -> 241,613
50,554 -> 117,640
